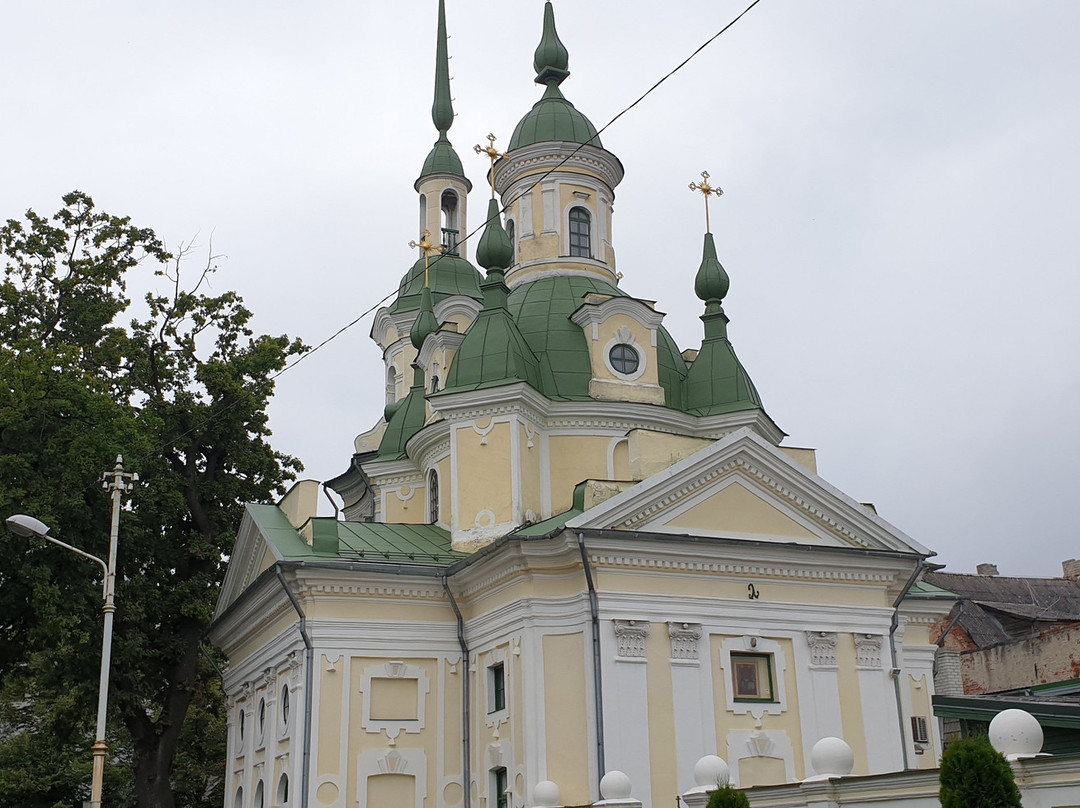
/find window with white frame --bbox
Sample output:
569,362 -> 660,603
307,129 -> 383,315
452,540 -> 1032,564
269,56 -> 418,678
489,662 -> 506,713
492,767 -> 508,808
568,207 -> 591,257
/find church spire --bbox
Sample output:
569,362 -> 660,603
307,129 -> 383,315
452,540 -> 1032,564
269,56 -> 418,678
684,171 -> 763,416
418,0 -> 468,182
534,0 -> 570,86
432,0 -> 454,134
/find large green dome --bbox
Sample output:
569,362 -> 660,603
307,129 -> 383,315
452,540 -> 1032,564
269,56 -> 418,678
389,253 -> 483,314
506,275 -> 686,405
509,83 -> 602,150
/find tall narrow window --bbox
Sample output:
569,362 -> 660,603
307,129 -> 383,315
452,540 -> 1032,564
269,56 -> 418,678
386,366 -> 398,406
428,470 -> 439,525
441,190 -> 459,255
505,219 -> 516,264
569,207 -> 591,257
493,767 -> 508,808
489,662 -> 506,712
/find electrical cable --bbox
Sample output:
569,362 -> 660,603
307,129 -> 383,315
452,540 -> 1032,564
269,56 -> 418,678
119,0 -> 766,472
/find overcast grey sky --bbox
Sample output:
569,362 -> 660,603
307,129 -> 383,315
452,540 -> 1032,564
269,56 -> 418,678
3,1 -> 1078,578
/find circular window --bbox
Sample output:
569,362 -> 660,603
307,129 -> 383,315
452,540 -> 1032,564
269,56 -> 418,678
281,685 -> 290,727
609,344 -> 639,375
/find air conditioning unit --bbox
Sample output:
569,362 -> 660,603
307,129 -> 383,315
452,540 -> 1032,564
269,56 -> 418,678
911,715 -> 930,745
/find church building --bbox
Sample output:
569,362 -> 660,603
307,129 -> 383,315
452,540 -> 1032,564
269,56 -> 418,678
209,3 -> 950,807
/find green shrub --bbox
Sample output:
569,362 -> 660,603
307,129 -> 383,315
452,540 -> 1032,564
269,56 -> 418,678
939,736 -> 1022,808
706,785 -> 751,808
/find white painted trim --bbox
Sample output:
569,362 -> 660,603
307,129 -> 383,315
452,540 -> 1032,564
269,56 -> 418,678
718,635 -> 789,718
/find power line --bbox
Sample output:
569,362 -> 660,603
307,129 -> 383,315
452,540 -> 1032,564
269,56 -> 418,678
125,0 -> 766,471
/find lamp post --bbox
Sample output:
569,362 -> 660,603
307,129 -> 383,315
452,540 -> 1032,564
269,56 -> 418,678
5,455 -> 137,808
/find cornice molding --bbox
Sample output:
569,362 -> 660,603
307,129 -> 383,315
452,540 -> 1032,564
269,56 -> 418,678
495,142 -> 625,198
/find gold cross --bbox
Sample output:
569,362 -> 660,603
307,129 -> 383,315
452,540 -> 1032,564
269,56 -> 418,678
688,170 -> 723,233
409,229 -> 445,287
474,133 -> 508,198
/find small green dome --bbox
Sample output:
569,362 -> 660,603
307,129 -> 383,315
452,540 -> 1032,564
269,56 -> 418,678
694,232 -> 730,304
389,253 -> 483,314
419,134 -> 466,181
506,275 -> 686,403
509,83 -> 601,151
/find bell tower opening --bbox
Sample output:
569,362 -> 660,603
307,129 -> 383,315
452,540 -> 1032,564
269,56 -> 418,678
441,190 -> 460,255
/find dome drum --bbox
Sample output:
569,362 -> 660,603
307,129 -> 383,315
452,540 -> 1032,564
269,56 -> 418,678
493,141 -> 624,200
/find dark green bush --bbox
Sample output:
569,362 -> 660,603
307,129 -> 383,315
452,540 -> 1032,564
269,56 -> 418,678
939,736 -> 1022,808
706,785 -> 751,808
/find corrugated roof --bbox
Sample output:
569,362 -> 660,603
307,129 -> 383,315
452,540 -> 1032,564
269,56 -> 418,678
333,520 -> 464,565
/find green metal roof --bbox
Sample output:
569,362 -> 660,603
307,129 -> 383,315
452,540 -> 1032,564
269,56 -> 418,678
509,83 -> 601,150
249,504 -> 464,567
377,369 -> 428,460
509,2 -> 601,150
389,252 -> 482,314
419,135 -> 466,180
247,503 -> 317,559
334,520 -> 464,565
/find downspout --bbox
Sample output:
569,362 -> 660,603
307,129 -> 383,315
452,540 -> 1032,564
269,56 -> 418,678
277,565 -> 314,808
577,532 -> 606,786
443,576 -> 471,808
889,558 -> 924,771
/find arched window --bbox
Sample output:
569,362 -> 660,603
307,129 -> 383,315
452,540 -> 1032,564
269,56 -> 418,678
568,207 -> 591,258
441,190 -> 459,255
277,774 -> 290,805
428,470 -> 440,525
505,219 -> 516,264
418,194 -> 427,247
253,781 -> 264,808
386,366 -> 398,406
234,786 -> 244,808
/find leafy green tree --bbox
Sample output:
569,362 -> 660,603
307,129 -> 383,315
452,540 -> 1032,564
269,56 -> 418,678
706,785 -> 751,808
0,192 -> 305,807
939,736 -> 1023,808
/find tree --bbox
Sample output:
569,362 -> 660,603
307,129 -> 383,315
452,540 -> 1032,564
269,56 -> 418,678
0,192 -> 305,807
706,785 -> 751,808
939,736 -> 1023,808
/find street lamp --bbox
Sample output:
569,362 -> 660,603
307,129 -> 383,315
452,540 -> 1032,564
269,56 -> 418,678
5,455 -> 137,808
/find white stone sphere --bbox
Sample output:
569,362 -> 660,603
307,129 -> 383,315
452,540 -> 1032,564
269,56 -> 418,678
810,737 -> 855,777
693,754 -> 730,788
599,770 -> 632,799
533,780 -> 561,807
990,709 -> 1044,758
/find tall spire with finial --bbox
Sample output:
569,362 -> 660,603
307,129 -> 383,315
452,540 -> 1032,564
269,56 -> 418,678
509,0 -> 602,150
419,0 -> 467,181
684,171 -> 763,416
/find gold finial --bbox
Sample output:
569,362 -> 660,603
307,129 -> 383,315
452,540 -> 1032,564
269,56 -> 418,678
474,133 -> 508,198
688,170 -> 723,233
409,229 -> 446,287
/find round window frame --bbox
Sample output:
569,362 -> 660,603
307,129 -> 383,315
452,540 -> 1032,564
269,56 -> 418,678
602,337 -> 647,382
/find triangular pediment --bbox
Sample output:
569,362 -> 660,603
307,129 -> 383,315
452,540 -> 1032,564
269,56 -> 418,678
566,427 -> 929,555
214,503 -> 305,620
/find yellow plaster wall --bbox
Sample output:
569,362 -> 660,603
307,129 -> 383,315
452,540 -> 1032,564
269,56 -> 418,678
383,482 -> 423,525
513,646 -> 525,768
908,673 -> 936,769
455,422 -> 514,527
626,430 -> 713,480
835,633 -> 869,774
256,544 -> 279,576
599,569 -> 890,610
586,314 -> 660,386
308,599 -> 451,623
739,756 -> 788,786
458,569 -> 584,622
231,613 -> 298,665
780,447 -> 818,473
711,635 -> 807,783
444,660 -> 463,775
543,633 -> 590,803
645,623 -> 679,808
317,658 -> 344,777
347,657 -> 441,807
548,434 -> 613,514
612,439 -> 630,479
369,677 -> 419,720
662,481 -> 820,539
366,773 -> 415,806
519,422 -> 542,521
